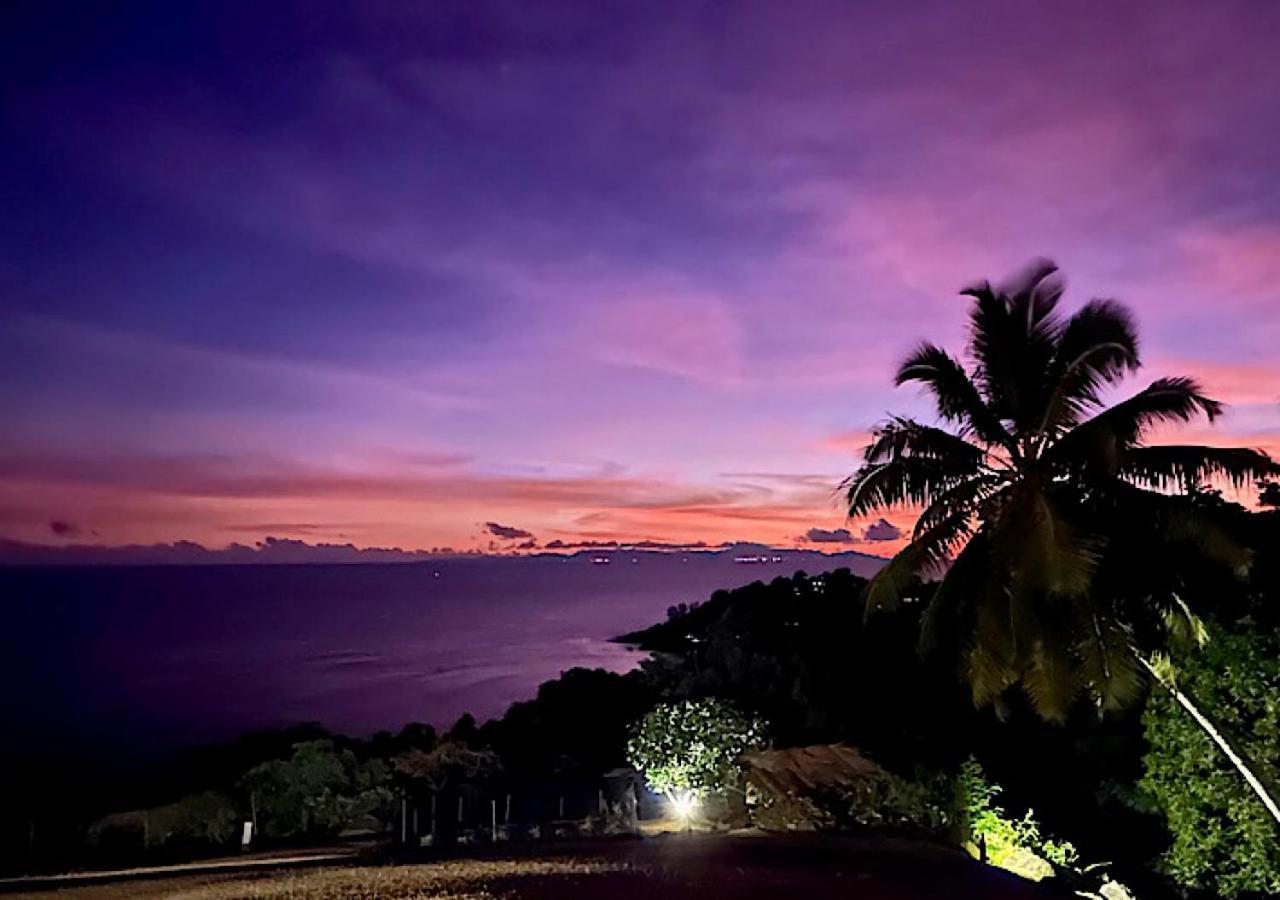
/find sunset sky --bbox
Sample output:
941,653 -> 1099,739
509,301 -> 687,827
3,1 -> 1279,556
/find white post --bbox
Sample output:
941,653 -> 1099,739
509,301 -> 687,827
491,799 -> 497,841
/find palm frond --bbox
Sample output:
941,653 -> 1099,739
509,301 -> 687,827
1023,637 -> 1079,724
993,486 -> 1101,597
1121,445 -> 1279,492
964,261 -> 1065,432
918,529 -> 993,658
895,344 -> 1013,448
1073,610 -> 1145,713
842,455 -> 975,518
1037,299 -> 1140,437
1048,377 -> 1223,472
914,474 -> 1008,537
862,511 -> 973,616
862,417 -> 988,467
967,588 -> 1019,711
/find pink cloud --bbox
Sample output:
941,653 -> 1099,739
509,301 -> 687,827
573,288 -> 748,385
1175,224 -> 1280,309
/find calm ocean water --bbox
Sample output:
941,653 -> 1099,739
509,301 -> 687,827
1,553 -> 878,758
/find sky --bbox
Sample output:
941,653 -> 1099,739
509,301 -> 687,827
2,0 -> 1279,558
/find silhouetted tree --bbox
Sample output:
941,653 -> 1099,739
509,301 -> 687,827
481,668 -> 656,776
842,261 -> 1278,816
1258,479 -> 1280,508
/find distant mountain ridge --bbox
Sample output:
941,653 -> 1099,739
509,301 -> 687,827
0,536 -> 889,568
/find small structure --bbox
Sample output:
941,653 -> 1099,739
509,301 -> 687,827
740,743 -> 888,832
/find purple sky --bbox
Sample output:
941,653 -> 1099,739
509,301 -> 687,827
2,1 -> 1279,555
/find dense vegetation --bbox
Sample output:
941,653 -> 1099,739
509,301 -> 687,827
1141,623 -> 1280,897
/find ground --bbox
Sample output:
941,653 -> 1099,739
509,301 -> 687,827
3,834 -> 1069,899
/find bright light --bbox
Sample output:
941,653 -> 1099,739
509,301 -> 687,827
670,791 -> 698,822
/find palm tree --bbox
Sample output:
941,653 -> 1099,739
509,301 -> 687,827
843,261 -> 1279,816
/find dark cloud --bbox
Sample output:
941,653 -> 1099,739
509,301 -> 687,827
802,527 -> 856,544
862,518 -> 903,542
484,522 -> 535,540
48,519 -> 81,538
515,538 -> 539,550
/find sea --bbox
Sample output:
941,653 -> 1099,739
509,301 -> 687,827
1,550 -> 881,760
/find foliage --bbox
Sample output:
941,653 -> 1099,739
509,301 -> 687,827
240,740 -> 391,838
149,791 -> 240,848
957,758 -> 1078,876
1259,480 -> 1280,508
627,698 -> 767,799
480,667 -> 657,776
393,739 -> 500,791
626,568 -> 1167,869
829,767 -> 953,836
1139,625 -> 1280,897
626,569 -> 973,769
842,260 -> 1278,721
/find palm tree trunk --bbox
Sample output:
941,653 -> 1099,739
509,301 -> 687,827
1136,655 -> 1280,826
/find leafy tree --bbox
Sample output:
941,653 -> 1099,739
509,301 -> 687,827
1140,625 -> 1280,897
627,698 -> 767,803
240,740 -> 390,838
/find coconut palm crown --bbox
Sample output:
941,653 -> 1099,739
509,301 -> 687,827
844,260 -> 1278,721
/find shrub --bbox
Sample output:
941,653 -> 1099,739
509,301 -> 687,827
957,758 -> 1078,878
627,698 -> 767,803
